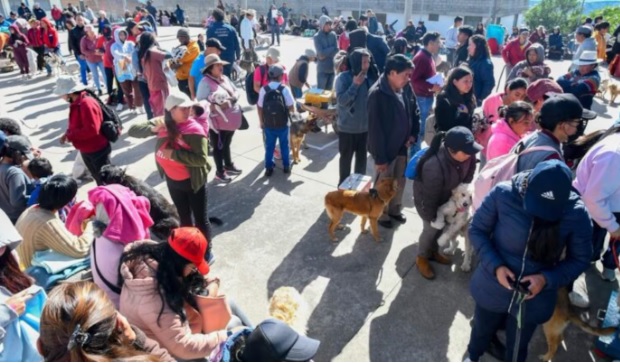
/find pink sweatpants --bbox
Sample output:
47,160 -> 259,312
149,88 -> 170,117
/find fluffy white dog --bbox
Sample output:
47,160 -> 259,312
209,91 -> 231,124
430,183 -> 474,272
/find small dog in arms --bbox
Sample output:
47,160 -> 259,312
431,183 -> 474,271
209,92 -> 231,123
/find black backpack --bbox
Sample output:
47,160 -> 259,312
262,85 -> 289,129
85,89 -> 122,143
245,64 -> 268,106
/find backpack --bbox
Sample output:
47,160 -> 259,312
472,145 -> 559,210
405,147 -> 428,180
262,84 -> 289,128
85,89 -> 122,143
245,64 -> 267,105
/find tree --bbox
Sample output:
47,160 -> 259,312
590,6 -> 620,31
525,0 -> 582,34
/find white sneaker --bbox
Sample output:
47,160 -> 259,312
116,104 -> 123,112
568,291 -> 590,308
603,267 -> 617,282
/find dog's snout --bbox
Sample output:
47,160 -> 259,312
463,202 -> 469,207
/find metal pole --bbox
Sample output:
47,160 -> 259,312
358,0 -> 361,19
404,0 -> 411,26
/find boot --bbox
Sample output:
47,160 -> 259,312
416,256 -> 435,280
430,252 -> 452,265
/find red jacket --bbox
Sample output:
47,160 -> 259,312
66,92 -> 109,153
27,27 -> 43,47
502,38 -> 531,67
51,7 -> 62,20
97,35 -> 114,68
41,18 -> 59,48
410,49 -> 436,98
339,33 -> 350,51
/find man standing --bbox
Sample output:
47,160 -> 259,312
140,8 -> 158,35
368,54 -> 420,229
69,14 -> 88,86
33,3 -> 46,21
54,76 -> 111,186
240,9 -> 255,51
444,16 -> 462,65
146,0 -> 157,18
207,8 -> 240,78
51,5 -> 63,30
83,6 -> 95,23
366,9 -> 378,35
570,26 -> 597,72
17,3 -> 31,19
314,15 -> 338,90
189,38 -> 225,100
502,28 -> 531,77
173,28 -> 199,97
279,2 -> 290,34
267,5 -> 280,46
454,25 -> 473,66
335,48 -> 375,185
410,32 -> 442,155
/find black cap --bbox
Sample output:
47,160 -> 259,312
444,126 -> 482,156
359,15 -> 368,21
206,38 -> 226,51
240,318 -> 320,362
6,135 -> 33,160
539,93 -> 597,130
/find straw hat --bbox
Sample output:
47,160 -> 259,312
573,50 -> 602,66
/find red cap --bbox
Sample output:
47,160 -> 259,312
526,79 -> 563,103
168,227 -> 210,275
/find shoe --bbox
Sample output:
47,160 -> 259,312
215,171 -> 232,183
116,104 -> 124,111
602,267 -> 617,282
224,164 -> 243,175
283,166 -> 290,174
378,219 -> 393,229
265,168 -> 274,177
485,334 -> 506,361
568,291 -> 590,308
389,213 -> 407,223
430,252 -> 452,265
416,256 -> 435,280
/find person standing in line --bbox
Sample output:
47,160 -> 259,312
97,11 -> 110,35
267,5 -> 280,46
81,24 -> 108,96
288,48 -> 316,99
279,2 -> 290,34
207,8 -> 240,78
454,25 -> 473,67
467,34 -> 495,106
502,28 -> 532,78
240,9 -> 255,53
314,15 -> 338,90
69,14 -> 89,86
172,28 -> 199,97
445,16 -> 462,65
111,28 -> 143,113
83,5 -> 95,23
139,32 -> 170,117
8,24 -> 30,78
188,38 -> 225,100
51,4 -> 64,30
368,54 -> 420,229
27,18 -> 48,75
140,8 -> 158,35
175,4 -> 185,26
434,66 -> 476,132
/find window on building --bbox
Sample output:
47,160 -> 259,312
464,16 -> 483,26
428,14 -> 439,22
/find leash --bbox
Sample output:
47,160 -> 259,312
369,173 -> 381,199
495,64 -> 506,92
511,292 -> 527,362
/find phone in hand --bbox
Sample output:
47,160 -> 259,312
509,278 -> 531,295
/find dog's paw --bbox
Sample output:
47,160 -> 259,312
437,235 -> 449,247
539,353 -> 552,362
360,228 -> 368,234
431,220 -> 445,230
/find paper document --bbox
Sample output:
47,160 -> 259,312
426,74 -> 445,87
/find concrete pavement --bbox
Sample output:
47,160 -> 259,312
1,25 -> 618,361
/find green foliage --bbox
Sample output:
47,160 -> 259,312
590,6 -> 620,29
524,0 -> 582,34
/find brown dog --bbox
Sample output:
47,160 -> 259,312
540,288 -> 615,361
609,83 -> 620,104
324,178 -> 398,242
289,116 -> 316,164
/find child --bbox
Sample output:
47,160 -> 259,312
26,157 -> 53,207
257,65 -> 295,176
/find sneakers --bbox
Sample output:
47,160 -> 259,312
265,168 -> 274,177
568,290 -> 590,308
416,256 -> 435,280
602,267 -> 617,282
116,104 -> 124,112
215,171 -> 232,183
283,166 -> 290,174
224,164 -> 242,175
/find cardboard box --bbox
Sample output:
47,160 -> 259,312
339,173 -> 372,193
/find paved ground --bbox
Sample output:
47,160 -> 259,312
1,26 -> 619,361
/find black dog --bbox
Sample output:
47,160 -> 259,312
99,165 -> 223,240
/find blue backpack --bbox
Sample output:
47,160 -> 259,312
405,147 -> 428,180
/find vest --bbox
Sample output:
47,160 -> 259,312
288,59 -> 307,89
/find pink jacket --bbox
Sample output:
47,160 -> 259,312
486,119 -> 522,161
573,133 -> 620,232
87,185 -> 153,244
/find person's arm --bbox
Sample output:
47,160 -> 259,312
170,135 -> 209,167
128,119 -> 158,138
580,153 -> 620,232
412,56 -> 435,91
232,28 -> 240,61
257,87 -> 266,127
478,60 -> 495,101
39,218 -> 93,258
253,66 -> 263,94
367,90 -> 388,165
6,171 -> 28,212
501,41 -> 511,64
188,75 -> 196,100
195,78 -> 211,101
469,187 -> 505,275
80,37 -> 94,58
335,73 -> 359,108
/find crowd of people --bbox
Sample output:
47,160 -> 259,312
1,1 -> 620,361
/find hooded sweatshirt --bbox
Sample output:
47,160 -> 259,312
313,15 -> 338,74
335,49 -> 375,134
40,18 -> 59,49
111,28 -> 137,82
486,119 -> 524,161
507,43 -> 550,83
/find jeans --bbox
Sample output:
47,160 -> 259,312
271,24 -> 280,45
446,48 -> 456,65
86,60 -> 107,91
338,132 -> 368,185
409,96 -> 433,157
80,143 -> 111,186
418,220 -> 443,258
55,19 -> 64,30
138,81 -> 153,119
467,304 -> 538,362
375,155 -> 407,221
75,55 -> 89,85
178,79 -> 191,97
166,178 -> 212,251
264,127 -> 290,169
599,213 -> 620,269
209,129 -> 235,173
317,72 -> 335,90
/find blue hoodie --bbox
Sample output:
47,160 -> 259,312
207,21 -> 240,65
110,28 -> 137,82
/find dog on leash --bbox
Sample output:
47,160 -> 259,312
324,178 -> 398,242
431,184 -> 474,271
269,286 -> 309,334
289,114 -> 316,164
540,288 -> 615,361
608,83 -> 620,104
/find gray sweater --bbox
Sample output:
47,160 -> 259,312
313,30 -> 338,74
516,130 -> 563,172
0,163 -> 31,223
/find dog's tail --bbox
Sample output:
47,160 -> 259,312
569,314 -> 616,336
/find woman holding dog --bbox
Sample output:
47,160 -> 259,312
466,160 -> 592,362
413,127 -> 478,279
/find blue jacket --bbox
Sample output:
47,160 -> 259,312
207,22 -> 240,64
367,33 -> 389,72
469,172 -> 592,324
0,286 -> 46,361
368,17 -> 379,34
467,57 -> 495,106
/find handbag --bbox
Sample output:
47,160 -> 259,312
193,294 -> 232,333
239,113 -> 249,130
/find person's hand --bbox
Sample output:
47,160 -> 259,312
124,56 -> 132,64
5,289 -> 34,316
375,163 -> 388,173
610,226 -> 620,239
116,313 -> 137,343
405,135 -> 416,148
495,266 -> 515,291
521,274 -> 546,299
59,134 -> 68,145
521,68 -> 532,77
353,72 -> 365,85
431,84 -> 442,93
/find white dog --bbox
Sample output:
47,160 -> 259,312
255,34 -> 271,48
210,91 -> 231,123
430,183 -> 474,272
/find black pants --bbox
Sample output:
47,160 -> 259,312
80,143 -> 111,186
104,67 -> 124,103
138,80 -> 153,119
338,132 -> 368,185
33,46 -> 46,71
178,79 -> 191,97
467,304 -> 538,362
166,178 -> 212,252
209,129 -> 235,173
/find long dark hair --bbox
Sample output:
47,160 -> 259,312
468,34 -> 490,60
527,217 -> 562,265
443,66 -> 476,111
164,110 -> 180,146
0,247 -> 32,294
137,32 -> 156,66
119,243 -> 204,326
415,131 -> 446,181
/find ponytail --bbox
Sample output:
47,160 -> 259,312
527,217 -> 562,265
415,131 -> 445,181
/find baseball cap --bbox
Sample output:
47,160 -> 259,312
164,92 -> 195,111
523,160 -> 573,221
539,94 -> 596,130
526,79 -> 563,103
444,126 -> 482,156
240,318 -> 320,362
268,64 -> 284,79
206,38 -> 226,51
6,135 -> 33,160
576,25 -> 592,36
168,227 -> 210,275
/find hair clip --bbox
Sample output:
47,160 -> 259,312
67,324 -> 91,350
